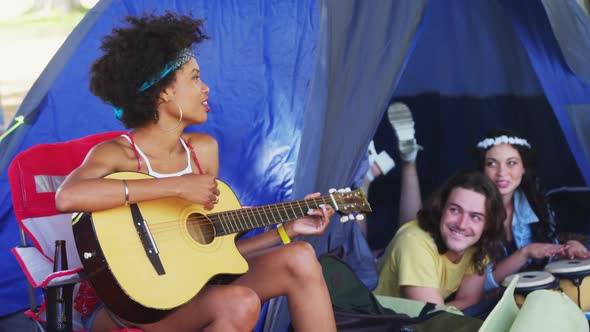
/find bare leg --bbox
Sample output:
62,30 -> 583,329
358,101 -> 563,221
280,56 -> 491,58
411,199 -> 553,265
387,102 -> 422,226
234,241 -> 336,332
90,284 -> 261,332
398,161 -> 422,225
88,244 -> 334,332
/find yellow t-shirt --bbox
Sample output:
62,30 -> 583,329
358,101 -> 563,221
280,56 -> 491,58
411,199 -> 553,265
373,221 -> 477,299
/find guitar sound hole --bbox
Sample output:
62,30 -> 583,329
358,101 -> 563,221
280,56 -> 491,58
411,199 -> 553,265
187,213 -> 215,245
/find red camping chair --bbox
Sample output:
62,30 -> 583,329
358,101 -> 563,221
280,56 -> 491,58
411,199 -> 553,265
8,131 -> 127,331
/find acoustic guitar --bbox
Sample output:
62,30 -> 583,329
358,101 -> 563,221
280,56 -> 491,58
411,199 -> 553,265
72,171 -> 371,323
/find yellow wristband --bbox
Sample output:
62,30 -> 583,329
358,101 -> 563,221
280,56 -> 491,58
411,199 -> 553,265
277,224 -> 291,244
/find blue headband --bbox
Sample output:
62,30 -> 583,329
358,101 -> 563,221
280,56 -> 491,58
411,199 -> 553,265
139,48 -> 195,92
114,48 -> 195,120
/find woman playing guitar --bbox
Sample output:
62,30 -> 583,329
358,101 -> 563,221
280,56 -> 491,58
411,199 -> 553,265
55,12 -> 336,332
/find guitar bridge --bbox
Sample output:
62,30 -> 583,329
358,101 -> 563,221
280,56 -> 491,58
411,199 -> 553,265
129,204 -> 166,275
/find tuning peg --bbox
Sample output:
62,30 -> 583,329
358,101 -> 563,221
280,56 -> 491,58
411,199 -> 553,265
340,215 -> 349,223
348,213 -> 355,220
329,188 -> 336,193
338,188 -> 346,193
345,188 -> 351,192
355,214 -> 365,221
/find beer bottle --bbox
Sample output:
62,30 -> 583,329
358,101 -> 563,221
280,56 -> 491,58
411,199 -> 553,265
45,240 -> 73,332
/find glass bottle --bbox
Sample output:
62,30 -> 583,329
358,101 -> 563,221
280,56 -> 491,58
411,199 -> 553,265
45,240 -> 73,332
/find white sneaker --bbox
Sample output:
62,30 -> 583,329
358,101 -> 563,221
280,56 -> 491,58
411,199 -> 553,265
366,141 -> 395,181
387,102 -> 422,162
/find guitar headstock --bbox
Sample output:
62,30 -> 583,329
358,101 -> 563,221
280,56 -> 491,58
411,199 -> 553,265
330,188 -> 372,222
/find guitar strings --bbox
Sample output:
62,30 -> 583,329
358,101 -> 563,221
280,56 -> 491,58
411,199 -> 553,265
121,202 -> 333,239
146,197 -> 336,235
97,196 -> 349,238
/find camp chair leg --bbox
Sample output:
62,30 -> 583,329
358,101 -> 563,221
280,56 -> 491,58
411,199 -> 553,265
19,228 -> 38,313
18,227 -> 43,332
32,318 -> 43,332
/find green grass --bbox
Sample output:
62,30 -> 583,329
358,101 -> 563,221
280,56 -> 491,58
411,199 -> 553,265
0,7 -> 88,28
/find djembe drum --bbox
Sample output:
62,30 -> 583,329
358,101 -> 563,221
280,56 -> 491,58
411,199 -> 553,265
501,271 -> 560,308
545,258 -> 590,311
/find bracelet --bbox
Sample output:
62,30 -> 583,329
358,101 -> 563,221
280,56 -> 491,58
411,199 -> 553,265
122,180 -> 129,206
277,223 -> 291,244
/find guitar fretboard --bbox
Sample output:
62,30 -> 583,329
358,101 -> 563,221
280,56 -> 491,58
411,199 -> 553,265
209,196 -> 334,235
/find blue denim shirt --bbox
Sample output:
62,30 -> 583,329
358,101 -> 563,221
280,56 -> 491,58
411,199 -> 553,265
484,190 -> 539,291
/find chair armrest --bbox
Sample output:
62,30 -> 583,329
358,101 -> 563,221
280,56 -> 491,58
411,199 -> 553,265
12,246 -> 83,288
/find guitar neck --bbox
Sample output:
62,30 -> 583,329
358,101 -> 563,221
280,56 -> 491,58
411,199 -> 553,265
209,196 -> 334,236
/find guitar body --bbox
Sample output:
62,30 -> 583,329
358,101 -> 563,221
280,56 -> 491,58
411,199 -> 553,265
73,172 -> 249,323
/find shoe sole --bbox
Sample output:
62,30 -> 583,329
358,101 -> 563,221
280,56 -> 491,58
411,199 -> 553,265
387,102 -> 415,142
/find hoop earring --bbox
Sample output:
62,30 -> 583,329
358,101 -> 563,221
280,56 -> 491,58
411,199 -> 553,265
160,101 -> 183,131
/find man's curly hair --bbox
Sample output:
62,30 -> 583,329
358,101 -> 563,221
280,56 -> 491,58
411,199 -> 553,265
90,12 -> 209,128
417,170 -> 506,274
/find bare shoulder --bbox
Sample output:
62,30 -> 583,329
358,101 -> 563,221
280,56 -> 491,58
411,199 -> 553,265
88,136 -> 131,158
81,136 -> 139,173
183,133 -> 217,149
182,133 -> 219,176
183,133 -> 218,157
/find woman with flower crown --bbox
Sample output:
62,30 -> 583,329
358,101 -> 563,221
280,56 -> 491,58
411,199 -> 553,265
55,13 -> 336,332
472,129 -> 589,291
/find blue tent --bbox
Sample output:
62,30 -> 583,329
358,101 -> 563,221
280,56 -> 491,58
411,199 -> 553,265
1,0 -> 589,329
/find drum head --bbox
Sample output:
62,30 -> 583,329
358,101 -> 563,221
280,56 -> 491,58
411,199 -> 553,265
502,271 -> 556,289
545,258 -> 590,276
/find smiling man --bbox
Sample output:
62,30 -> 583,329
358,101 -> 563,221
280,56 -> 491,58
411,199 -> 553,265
374,171 -> 505,309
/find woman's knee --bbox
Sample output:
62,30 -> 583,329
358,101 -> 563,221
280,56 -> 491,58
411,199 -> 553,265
223,286 -> 261,326
172,285 -> 261,331
283,242 -> 323,281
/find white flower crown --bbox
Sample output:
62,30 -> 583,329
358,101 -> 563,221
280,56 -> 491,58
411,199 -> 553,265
476,135 -> 531,149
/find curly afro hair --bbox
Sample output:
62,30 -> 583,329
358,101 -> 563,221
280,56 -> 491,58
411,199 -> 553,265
90,12 -> 209,128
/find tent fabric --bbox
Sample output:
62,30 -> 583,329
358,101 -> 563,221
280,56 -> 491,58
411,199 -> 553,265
394,0 -> 545,97
542,0 -> 590,84
501,0 -> 590,187
390,0 -> 589,191
292,0 -> 428,262
293,0 -> 428,199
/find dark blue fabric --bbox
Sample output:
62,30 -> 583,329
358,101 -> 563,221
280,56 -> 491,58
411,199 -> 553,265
395,0 -> 544,97
501,0 -> 590,187
0,0 -> 319,318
